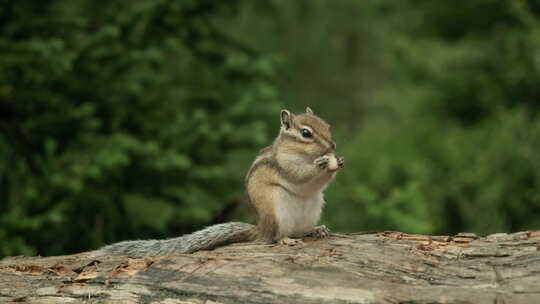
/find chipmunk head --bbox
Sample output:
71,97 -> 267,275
278,107 -> 336,159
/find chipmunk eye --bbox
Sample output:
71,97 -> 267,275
300,128 -> 313,138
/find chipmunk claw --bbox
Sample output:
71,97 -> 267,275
306,225 -> 331,238
337,156 -> 345,169
279,237 -> 305,246
314,155 -> 330,169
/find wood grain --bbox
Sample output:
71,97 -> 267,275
1,231 -> 539,303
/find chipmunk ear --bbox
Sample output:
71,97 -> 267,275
280,109 -> 292,129
306,107 -> 314,115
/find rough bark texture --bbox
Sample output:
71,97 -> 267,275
1,231 -> 540,304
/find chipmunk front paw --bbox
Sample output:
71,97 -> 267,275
314,155 -> 330,170
315,155 -> 344,172
337,156 -> 345,169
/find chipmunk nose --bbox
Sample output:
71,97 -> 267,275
323,142 -> 336,156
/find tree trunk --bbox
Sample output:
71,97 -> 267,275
1,231 -> 539,303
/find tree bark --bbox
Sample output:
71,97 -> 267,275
1,231 -> 539,304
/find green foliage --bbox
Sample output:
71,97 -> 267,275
324,0 -> 540,235
2,1 -> 540,257
0,0 -> 281,256
325,109 -> 540,235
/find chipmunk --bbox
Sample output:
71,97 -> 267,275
94,107 -> 344,257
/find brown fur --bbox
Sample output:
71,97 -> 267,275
96,107 -> 342,257
246,108 -> 340,242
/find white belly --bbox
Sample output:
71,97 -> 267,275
275,190 -> 325,238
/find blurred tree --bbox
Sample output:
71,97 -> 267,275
220,1 -> 388,125
323,0 -> 540,235
2,0 -> 540,258
0,0 -> 281,256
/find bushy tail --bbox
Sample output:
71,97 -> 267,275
94,222 -> 258,258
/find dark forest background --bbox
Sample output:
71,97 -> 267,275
2,0 -> 540,257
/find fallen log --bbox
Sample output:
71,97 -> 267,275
1,231 -> 539,303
